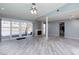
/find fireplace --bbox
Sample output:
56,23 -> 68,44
37,31 -> 42,35
35,29 -> 42,36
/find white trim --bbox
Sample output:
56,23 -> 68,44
46,16 -> 48,40
65,36 -> 79,40
1,17 -> 32,23
19,22 -> 22,37
10,20 -> 12,40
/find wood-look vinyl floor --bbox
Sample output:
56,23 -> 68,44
0,37 -> 79,55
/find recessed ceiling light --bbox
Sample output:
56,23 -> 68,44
1,8 -> 5,10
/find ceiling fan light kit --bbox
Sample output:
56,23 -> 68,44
30,3 -> 38,15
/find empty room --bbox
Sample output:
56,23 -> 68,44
0,3 -> 79,55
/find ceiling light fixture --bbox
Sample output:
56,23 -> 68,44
30,3 -> 37,14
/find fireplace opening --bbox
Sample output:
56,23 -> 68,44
37,31 -> 42,35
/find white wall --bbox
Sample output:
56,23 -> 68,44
48,21 -> 59,37
32,21 -> 43,36
32,21 -> 37,36
65,20 -> 79,39
48,19 -> 79,40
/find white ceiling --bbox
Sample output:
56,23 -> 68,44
0,3 -> 79,21
39,3 -> 79,21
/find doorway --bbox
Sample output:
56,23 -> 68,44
59,22 -> 65,37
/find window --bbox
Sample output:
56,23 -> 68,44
1,20 -> 10,36
12,21 -> 19,35
27,23 -> 32,35
21,22 -> 32,35
21,22 -> 27,35
1,19 -> 33,37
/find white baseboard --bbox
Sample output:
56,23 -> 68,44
65,36 -> 79,40
49,34 -> 79,40
48,34 -> 59,37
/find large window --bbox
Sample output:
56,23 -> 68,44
21,22 -> 33,35
27,23 -> 32,35
21,22 -> 27,35
12,21 -> 19,35
1,19 -> 33,38
1,20 -> 10,36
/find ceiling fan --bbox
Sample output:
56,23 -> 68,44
30,3 -> 38,15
